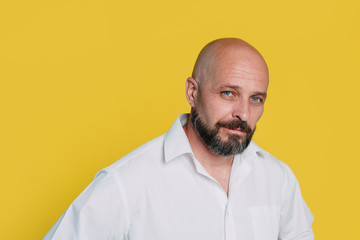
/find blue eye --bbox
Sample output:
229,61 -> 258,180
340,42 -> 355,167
251,97 -> 261,102
222,91 -> 233,96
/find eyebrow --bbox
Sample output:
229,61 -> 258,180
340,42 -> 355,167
216,84 -> 267,98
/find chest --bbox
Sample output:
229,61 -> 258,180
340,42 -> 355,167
124,169 -> 282,240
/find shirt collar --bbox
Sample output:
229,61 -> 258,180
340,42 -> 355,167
164,114 -> 194,163
239,140 -> 259,162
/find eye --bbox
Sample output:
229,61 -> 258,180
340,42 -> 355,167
251,97 -> 262,103
222,91 -> 233,97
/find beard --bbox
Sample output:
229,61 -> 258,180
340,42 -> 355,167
191,109 -> 255,156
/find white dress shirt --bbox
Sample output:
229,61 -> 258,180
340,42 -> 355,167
44,114 -> 314,240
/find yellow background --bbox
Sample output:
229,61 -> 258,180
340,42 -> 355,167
1,0 -> 359,239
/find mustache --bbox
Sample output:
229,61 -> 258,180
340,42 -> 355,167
216,119 -> 252,134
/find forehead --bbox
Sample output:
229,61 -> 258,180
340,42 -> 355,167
208,55 -> 269,93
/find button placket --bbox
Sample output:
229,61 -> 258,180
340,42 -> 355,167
224,201 -> 237,240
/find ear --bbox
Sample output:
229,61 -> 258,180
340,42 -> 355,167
185,77 -> 198,108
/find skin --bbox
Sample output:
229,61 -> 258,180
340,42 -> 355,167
183,38 -> 269,195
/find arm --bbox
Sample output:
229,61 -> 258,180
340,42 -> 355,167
278,165 -> 314,240
43,169 -> 130,240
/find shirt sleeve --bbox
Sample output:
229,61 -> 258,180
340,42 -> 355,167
278,165 -> 314,240
43,168 -> 130,240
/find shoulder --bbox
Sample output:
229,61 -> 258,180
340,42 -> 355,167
104,133 -> 165,171
94,134 -> 166,181
249,141 -> 297,182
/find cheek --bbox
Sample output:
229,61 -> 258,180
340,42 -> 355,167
250,107 -> 264,127
197,95 -> 232,121
207,102 -> 234,123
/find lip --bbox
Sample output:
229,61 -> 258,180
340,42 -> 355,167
222,127 -> 246,135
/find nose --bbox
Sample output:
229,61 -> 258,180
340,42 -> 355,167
232,99 -> 249,122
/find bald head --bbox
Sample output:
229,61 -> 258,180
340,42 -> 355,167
185,38 -> 269,157
192,38 -> 268,87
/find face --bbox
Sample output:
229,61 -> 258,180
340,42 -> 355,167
187,48 -> 269,156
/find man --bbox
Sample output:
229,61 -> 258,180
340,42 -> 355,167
44,38 -> 314,240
